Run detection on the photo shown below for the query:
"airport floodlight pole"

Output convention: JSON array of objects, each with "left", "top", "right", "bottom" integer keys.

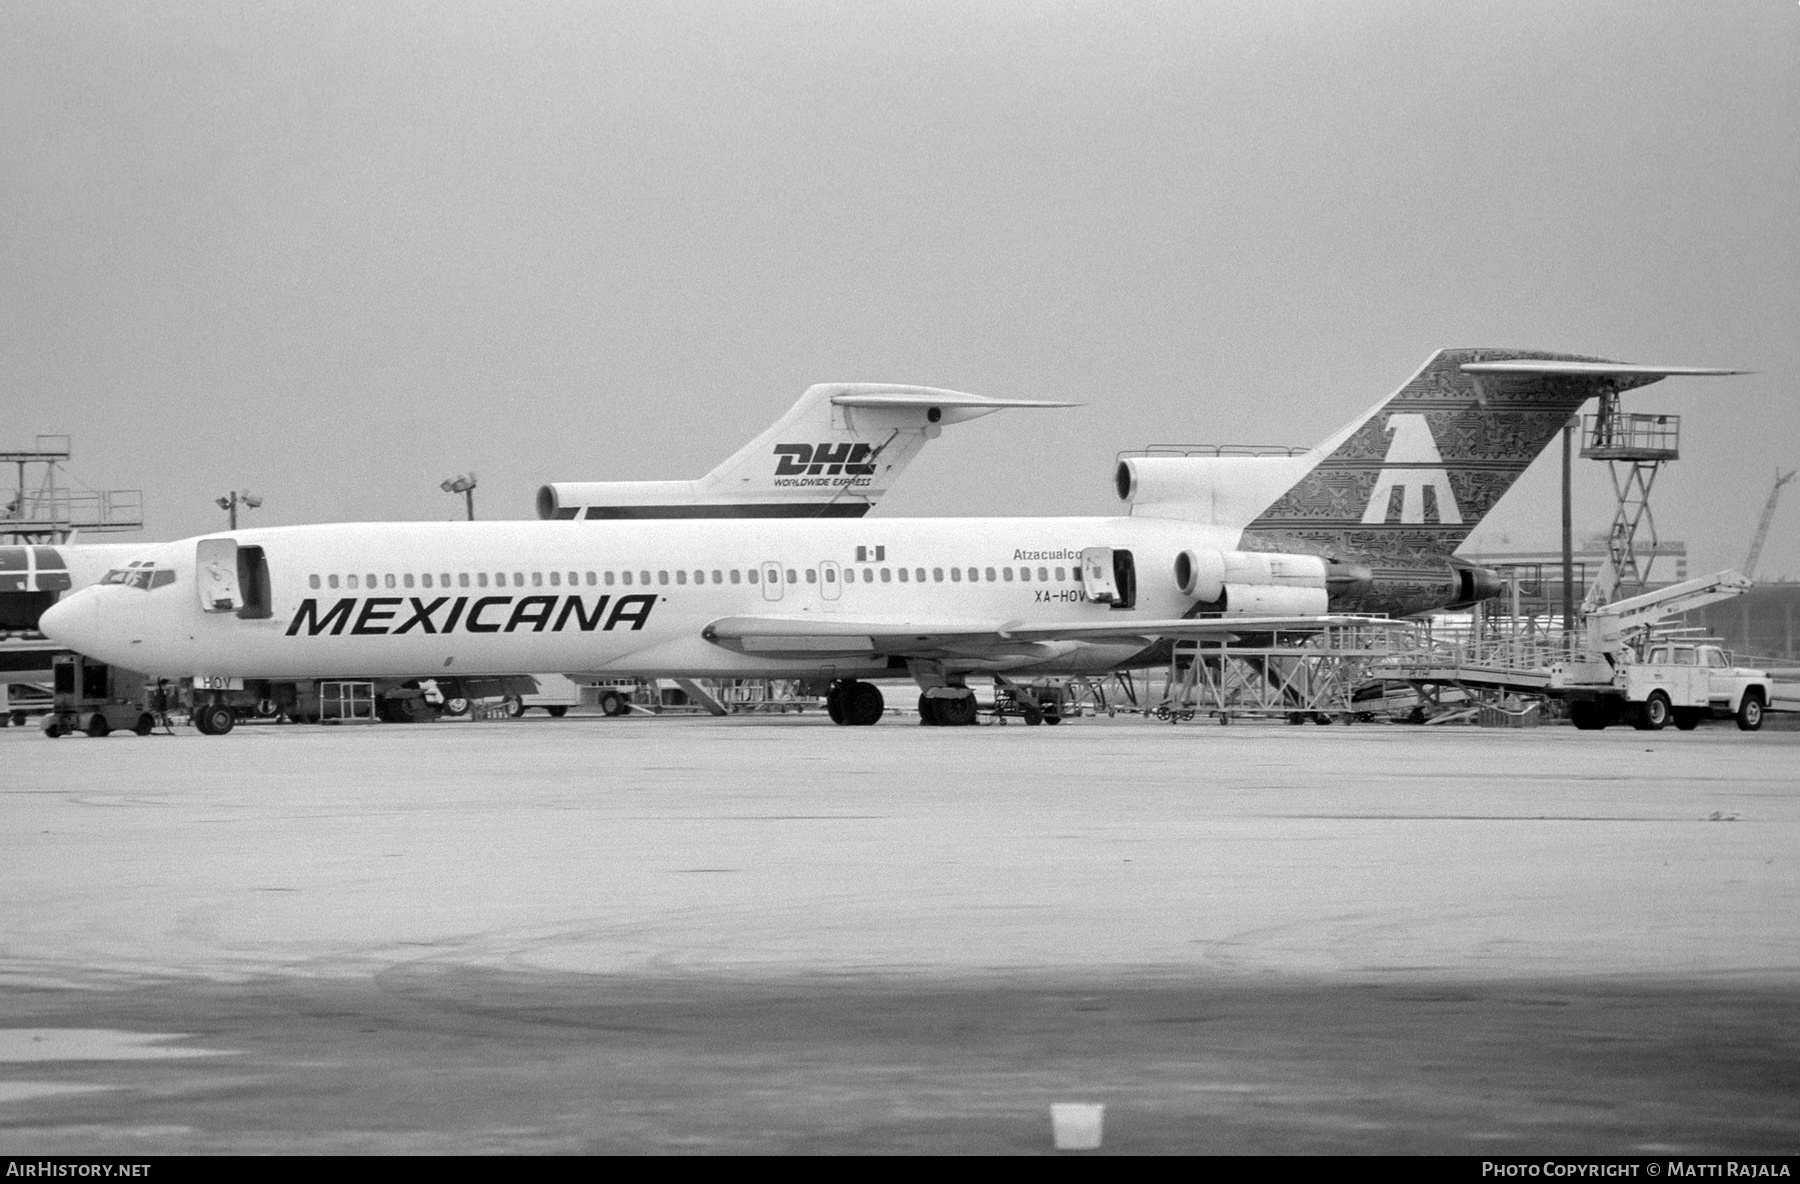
[
  {"left": 214, "top": 490, "right": 262, "bottom": 531},
  {"left": 441, "top": 473, "right": 477, "bottom": 521},
  {"left": 1562, "top": 420, "right": 1575, "bottom": 634}
]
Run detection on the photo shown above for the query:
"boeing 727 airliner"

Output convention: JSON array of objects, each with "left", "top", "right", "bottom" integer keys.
[{"left": 41, "top": 350, "right": 1742, "bottom": 731}]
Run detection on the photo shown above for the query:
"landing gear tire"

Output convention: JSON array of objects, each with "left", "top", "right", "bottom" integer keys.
[
  {"left": 134, "top": 713, "right": 156, "bottom": 737},
  {"left": 196, "top": 703, "right": 235, "bottom": 736},
  {"left": 86, "top": 713, "right": 110, "bottom": 738},
  {"left": 1636, "top": 691, "right": 1671, "bottom": 732},
  {"left": 830, "top": 681, "right": 884, "bottom": 726},
  {"left": 546, "top": 705, "right": 568, "bottom": 718},
  {"left": 848, "top": 681, "right": 884, "bottom": 726},
  {"left": 1569, "top": 701, "right": 1608, "bottom": 731},
  {"left": 925, "top": 692, "right": 977, "bottom": 727},
  {"left": 1736, "top": 694, "right": 1765, "bottom": 732}
]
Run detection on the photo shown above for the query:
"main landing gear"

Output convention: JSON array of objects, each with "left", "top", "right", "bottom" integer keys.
[
  {"left": 917, "top": 690, "right": 978, "bottom": 727},
  {"left": 826, "top": 680, "right": 886, "bottom": 727}
]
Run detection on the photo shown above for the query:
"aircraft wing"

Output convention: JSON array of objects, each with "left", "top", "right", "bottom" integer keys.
[{"left": 702, "top": 613, "right": 1392, "bottom": 659}]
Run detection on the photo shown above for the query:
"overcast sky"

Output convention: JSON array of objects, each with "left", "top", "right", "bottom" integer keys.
[{"left": 3, "top": 1, "right": 1796, "bottom": 578}]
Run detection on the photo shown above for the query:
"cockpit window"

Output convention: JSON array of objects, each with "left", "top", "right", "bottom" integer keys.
[{"left": 101, "top": 562, "right": 176, "bottom": 591}]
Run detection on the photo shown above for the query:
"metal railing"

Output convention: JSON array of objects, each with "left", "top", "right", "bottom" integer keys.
[
  {"left": 1117, "top": 443, "right": 1309, "bottom": 460},
  {"left": 0, "top": 487, "right": 144, "bottom": 537},
  {"left": 1580, "top": 412, "right": 1679, "bottom": 461}
]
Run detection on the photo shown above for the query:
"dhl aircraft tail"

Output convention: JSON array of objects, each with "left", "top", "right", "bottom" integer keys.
[{"left": 538, "top": 384, "right": 1074, "bottom": 520}]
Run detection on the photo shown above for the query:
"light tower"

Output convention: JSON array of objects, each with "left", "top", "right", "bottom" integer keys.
[
  {"left": 440, "top": 473, "right": 477, "bottom": 521},
  {"left": 214, "top": 490, "right": 262, "bottom": 530}
]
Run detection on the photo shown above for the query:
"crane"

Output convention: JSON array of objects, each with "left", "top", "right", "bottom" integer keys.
[
  {"left": 1582, "top": 569, "right": 1752, "bottom": 656},
  {"left": 1743, "top": 469, "right": 1796, "bottom": 580}
]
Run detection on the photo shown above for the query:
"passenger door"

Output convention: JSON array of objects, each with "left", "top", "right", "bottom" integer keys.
[
  {"left": 1079, "top": 547, "right": 1119, "bottom": 604},
  {"left": 1079, "top": 547, "right": 1137, "bottom": 610},
  {"left": 196, "top": 538, "right": 242, "bottom": 612},
  {"left": 819, "top": 560, "right": 841, "bottom": 601},
  {"left": 761, "top": 560, "right": 783, "bottom": 602}
]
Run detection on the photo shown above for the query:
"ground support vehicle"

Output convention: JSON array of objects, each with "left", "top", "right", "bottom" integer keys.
[
  {"left": 584, "top": 680, "right": 640, "bottom": 717},
  {"left": 1375, "top": 571, "right": 1784, "bottom": 735},
  {"left": 516, "top": 673, "right": 581, "bottom": 717},
  {"left": 2, "top": 680, "right": 50, "bottom": 727},
  {"left": 986, "top": 679, "right": 1066, "bottom": 726},
  {"left": 160, "top": 673, "right": 542, "bottom": 733},
  {"left": 1551, "top": 643, "right": 1773, "bottom": 732},
  {"left": 40, "top": 654, "right": 162, "bottom": 737}
]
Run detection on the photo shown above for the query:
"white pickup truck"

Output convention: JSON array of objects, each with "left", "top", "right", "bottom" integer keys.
[{"left": 1553, "top": 642, "right": 1771, "bottom": 732}]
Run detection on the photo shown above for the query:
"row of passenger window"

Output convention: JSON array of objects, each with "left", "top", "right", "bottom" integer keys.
[{"left": 305, "top": 565, "right": 1079, "bottom": 592}]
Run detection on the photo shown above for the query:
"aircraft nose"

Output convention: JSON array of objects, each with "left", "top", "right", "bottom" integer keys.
[{"left": 39, "top": 589, "right": 100, "bottom": 653}]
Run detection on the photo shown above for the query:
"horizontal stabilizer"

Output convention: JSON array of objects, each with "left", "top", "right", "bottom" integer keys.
[
  {"left": 1460, "top": 361, "right": 1749, "bottom": 379},
  {"left": 831, "top": 391, "right": 1078, "bottom": 409}
]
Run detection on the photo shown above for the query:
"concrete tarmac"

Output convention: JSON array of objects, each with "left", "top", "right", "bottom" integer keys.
[{"left": 1, "top": 714, "right": 1795, "bottom": 1154}]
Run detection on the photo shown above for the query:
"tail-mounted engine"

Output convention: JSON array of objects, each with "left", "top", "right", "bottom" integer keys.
[
  {"left": 1170, "top": 548, "right": 1376, "bottom": 616},
  {"left": 1446, "top": 561, "right": 1505, "bottom": 609}
]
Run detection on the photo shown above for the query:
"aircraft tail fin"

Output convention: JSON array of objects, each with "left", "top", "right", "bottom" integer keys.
[
  {"left": 539, "top": 384, "right": 1075, "bottom": 520},
  {"left": 1241, "top": 348, "right": 1744, "bottom": 558}
]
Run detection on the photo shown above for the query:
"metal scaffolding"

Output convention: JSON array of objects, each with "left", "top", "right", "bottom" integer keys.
[
  {"left": 1, "top": 436, "right": 143, "bottom": 543},
  {"left": 1579, "top": 405, "right": 1679, "bottom": 608},
  {"left": 1153, "top": 622, "right": 1425, "bottom": 723}
]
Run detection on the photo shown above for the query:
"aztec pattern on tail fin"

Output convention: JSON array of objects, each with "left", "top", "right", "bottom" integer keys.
[{"left": 1243, "top": 348, "right": 1668, "bottom": 613}]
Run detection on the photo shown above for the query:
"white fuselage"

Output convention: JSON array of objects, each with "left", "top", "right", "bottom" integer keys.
[{"left": 46, "top": 515, "right": 1244, "bottom": 682}]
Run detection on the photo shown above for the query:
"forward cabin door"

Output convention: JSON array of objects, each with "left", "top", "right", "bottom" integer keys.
[
  {"left": 1078, "top": 546, "right": 1137, "bottom": 610},
  {"left": 1080, "top": 547, "right": 1120, "bottom": 605},
  {"left": 819, "top": 560, "right": 841, "bottom": 602},
  {"left": 196, "top": 539, "right": 242, "bottom": 612},
  {"left": 761, "top": 560, "right": 783, "bottom": 602}
]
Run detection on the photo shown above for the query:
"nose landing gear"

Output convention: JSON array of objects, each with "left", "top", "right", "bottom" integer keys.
[{"left": 193, "top": 700, "right": 236, "bottom": 735}]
